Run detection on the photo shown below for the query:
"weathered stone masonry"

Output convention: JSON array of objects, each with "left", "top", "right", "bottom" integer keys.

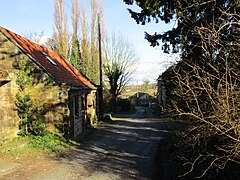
[{"left": 0, "top": 27, "right": 97, "bottom": 140}]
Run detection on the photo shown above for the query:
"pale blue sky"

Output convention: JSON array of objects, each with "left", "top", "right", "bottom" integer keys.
[{"left": 0, "top": 0, "right": 175, "bottom": 84}]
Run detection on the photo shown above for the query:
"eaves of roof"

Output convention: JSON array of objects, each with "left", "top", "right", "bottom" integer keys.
[{"left": 0, "top": 26, "right": 95, "bottom": 89}]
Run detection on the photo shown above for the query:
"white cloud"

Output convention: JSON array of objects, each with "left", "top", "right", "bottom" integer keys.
[{"left": 130, "top": 51, "right": 179, "bottom": 85}]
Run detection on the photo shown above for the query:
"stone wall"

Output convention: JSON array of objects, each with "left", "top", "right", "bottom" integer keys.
[
  {"left": 0, "top": 33, "right": 22, "bottom": 139},
  {"left": 0, "top": 32, "right": 71, "bottom": 139},
  {"left": 86, "top": 90, "right": 97, "bottom": 126},
  {"left": 0, "top": 74, "right": 19, "bottom": 139}
]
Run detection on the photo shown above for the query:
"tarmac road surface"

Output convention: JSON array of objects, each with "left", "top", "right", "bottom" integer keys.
[{"left": 0, "top": 107, "right": 175, "bottom": 180}]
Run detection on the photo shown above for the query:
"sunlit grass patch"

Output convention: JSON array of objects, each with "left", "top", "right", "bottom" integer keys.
[{"left": 0, "top": 133, "right": 79, "bottom": 159}]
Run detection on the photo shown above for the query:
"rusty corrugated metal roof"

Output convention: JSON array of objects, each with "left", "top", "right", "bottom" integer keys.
[{"left": 0, "top": 26, "right": 95, "bottom": 88}]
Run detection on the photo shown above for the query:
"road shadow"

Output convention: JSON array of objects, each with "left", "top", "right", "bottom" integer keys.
[{"left": 55, "top": 108, "right": 178, "bottom": 179}]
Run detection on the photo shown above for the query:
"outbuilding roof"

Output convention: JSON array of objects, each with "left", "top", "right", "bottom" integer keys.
[{"left": 0, "top": 26, "right": 95, "bottom": 89}]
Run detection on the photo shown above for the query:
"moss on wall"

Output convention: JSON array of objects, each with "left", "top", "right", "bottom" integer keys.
[
  {"left": 0, "top": 33, "right": 22, "bottom": 139},
  {"left": 0, "top": 32, "right": 71, "bottom": 139}
]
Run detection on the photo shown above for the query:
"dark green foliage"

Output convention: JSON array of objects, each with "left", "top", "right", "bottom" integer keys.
[
  {"left": 15, "top": 62, "right": 46, "bottom": 136},
  {"left": 27, "top": 133, "right": 70, "bottom": 153},
  {"left": 15, "top": 66, "right": 33, "bottom": 91},
  {"left": 124, "top": 0, "right": 240, "bottom": 178},
  {"left": 110, "top": 98, "right": 132, "bottom": 112},
  {"left": 117, "top": 98, "right": 131, "bottom": 111},
  {"left": 70, "top": 33, "right": 81, "bottom": 70},
  {"left": 104, "top": 63, "right": 123, "bottom": 100},
  {"left": 15, "top": 93, "right": 45, "bottom": 136},
  {"left": 124, "top": 0, "right": 239, "bottom": 55},
  {"left": 92, "top": 112, "right": 98, "bottom": 125}
]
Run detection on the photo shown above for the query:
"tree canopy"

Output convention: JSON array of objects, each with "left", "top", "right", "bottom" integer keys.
[
  {"left": 123, "top": 0, "right": 239, "bottom": 57},
  {"left": 103, "top": 32, "right": 138, "bottom": 102},
  {"left": 123, "top": 0, "right": 240, "bottom": 178}
]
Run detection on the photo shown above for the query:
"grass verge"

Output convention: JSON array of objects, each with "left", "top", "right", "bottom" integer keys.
[{"left": 0, "top": 133, "right": 79, "bottom": 160}]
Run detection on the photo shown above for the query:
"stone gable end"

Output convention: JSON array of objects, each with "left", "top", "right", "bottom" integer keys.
[{"left": 0, "top": 32, "right": 71, "bottom": 140}]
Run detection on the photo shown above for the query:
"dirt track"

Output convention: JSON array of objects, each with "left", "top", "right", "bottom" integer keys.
[{"left": 1, "top": 107, "right": 176, "bottom": 180}]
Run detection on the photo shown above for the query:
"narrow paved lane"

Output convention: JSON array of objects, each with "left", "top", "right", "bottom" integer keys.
[{"left": 1, "top": 107, "right": 174, "bottom": 180}]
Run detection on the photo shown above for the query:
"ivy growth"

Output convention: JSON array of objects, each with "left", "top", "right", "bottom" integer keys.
[{"left": 15, "top": 62, "right": 46, "bottom": 136}]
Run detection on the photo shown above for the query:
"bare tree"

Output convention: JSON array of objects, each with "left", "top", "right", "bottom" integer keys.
[
  {"left": 71, "top": 0, "right": 80, "bottom": 34},
  {"left": 79, "top": 0, "right": 90, "bottom": 77},
  {"left": 23, "top": 31, "right": 45, "bottom": 44},
  {"left": 51, "top": 0, "right": 105, "bottom": 85},
  {"left": 74, "top": 0, "right": 105, "bottom": 84},
  {"left": 124, "top": 0, "right": 239, "bottom": 178},
  {"left": 53, "top": 0, "right": 69, "bottom": 58},
  {"left": 70, "top": 0, "right": 81, "bottom": 69},
  {"left": 169, "top": 6, "right": 240, "bottom": 178},
  {"left": 24, "top": 31, "right": 56, "bottom": 50},
  {"left": 89, "top": 0, "right": 105, "bottom": 84},
  {"left": 103, "top": 32, "right": 138, "bottom": 102}
]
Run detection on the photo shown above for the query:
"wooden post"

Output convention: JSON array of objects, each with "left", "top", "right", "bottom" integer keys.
[{"left": 98, "top": 13, "right": 104, "bottom": 120}]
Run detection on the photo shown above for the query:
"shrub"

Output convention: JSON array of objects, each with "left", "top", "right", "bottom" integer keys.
[
  {"left": 27, "top": 133, "right": 70, "bottom": 153},
  {"left": 15, "top": 62, "right": 47, "bottom": 136}
]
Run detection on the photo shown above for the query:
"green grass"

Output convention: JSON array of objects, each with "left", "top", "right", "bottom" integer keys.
[
  {"left": 121, "top": 88, "right": 157, "bottom": 98},
  {"left": 27, "top": 133, "right": 75, "bottom": 154},
  {"left": 1, "top": 133, "right": 79, "bottom": 158}
]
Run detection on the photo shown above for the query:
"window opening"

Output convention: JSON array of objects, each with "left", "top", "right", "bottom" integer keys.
[
  {"left": 74, "top": 96, "right": 79, "bottom": 116},
  {"left": 42, "top": 52, "right": 57, "bottom": 66}
]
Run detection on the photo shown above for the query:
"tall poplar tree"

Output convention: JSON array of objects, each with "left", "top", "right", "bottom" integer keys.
[
  {"left": 89, "top": 0, "right": 104, "bottom": 84},
  {"left": 78, "top": 0, "right": 105, "bottom": 84},
  {"left": 90, "top": 0, "right": 98, "bottom": 84},
  {"left": 70, "top": 0, "right": 81, "bottom": 69},
  {"left": 79, "top": 0, "right": 90, "bottom": 79},
  {"left": 53, "top": 0, "right": 69, "bottom": 58},
  {"left": 53, "top": 0, "right": 105, "bottom": 85}
]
